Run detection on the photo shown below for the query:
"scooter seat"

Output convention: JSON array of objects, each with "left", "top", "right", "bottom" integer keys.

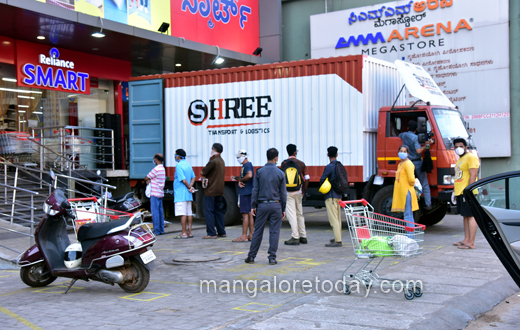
[
  {"left": 77, "top": 218, "right": 129, "bottom": 242},
  {"left": 108, "top": 193, "right": 133, "bottom": 204}
]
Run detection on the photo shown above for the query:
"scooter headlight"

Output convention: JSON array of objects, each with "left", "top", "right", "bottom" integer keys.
[{"left": 43, "top": 202, "right": 59, "bottom": 216}]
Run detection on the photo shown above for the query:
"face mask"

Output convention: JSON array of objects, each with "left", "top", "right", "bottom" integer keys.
[
  {"left": 398, "top": 152, "right": 408, "bottom": 160},
  {"left": 210, "top": 150, "right": 218, "bottom": 157},
  {"left": 237, "top": 156, "right": 246, "bottom": 164},
  {"left": 152, "top": 158, "right": 156, "bottom": 165},
  {"left": 175, "top": 157, "right": 181, "bottom": 163},
  {"left": 455, "top": 147, "right": 465, "bottom": 156}
]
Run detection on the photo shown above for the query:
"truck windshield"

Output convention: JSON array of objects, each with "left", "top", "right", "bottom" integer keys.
[{"left": 433, "top": 109, "right": 469, "bottom": 139}]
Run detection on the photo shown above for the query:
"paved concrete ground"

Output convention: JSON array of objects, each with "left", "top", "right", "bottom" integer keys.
[
  {"left": 465, "top": 291, "right": 520, "bottom": 330},
  {"left": 0, "top": 207, "right": 518, "bottom": 329}
]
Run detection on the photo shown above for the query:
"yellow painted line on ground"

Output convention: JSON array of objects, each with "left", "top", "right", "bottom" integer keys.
[
  {"left": 120, "top": 292, "right": 170, "bottom": 302},
  {"left": 215, "top": 251, "right": 245, "bottom": 256},
  {"left": 0, "top": 288, "right": 35, "bottom": 297},
  {"left": 232, "top": 302, "right": 282, "bottom": 313},
  {"left": 0, "top": 270, "right": 18, "bottom": 273},
  {"left": 33, "top": 286, "right": 84, "bottom": 294},
  {"left": 0, "top": 305, "right": 43, "bottom": 330}
]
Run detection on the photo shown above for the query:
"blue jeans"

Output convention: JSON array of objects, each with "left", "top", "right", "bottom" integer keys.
[
  {"left": 150, "top": 196, "right": 164, "bottom": 235},
  {"left": 412, "top": 160, "right": 431, "bottom": 207},
  {"left": 204, "top": 196, "right": 226, "bottom": 236},
  {"left": 404, "top": 191, "right": 415, "bottom": 237}
]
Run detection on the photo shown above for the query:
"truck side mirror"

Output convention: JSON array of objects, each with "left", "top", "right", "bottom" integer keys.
[
  {"left": 417, "top": 117, "right": 427, "bottom": 134},
  {"left": 418, "top": 133, "right": 426, "bottom": 143}
]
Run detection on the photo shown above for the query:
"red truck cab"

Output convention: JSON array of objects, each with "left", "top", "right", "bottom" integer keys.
[{"left": 373, "top": 104, "right": 476, "bottom": 225}]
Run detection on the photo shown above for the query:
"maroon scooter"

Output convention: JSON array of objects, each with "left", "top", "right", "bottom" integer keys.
[{"left": 17, "top": 189, "right": 157, "bottom": 293}]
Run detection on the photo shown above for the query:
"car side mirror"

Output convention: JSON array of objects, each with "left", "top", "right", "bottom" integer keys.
[{"left": 417, "top": 117, "right": 427, "bottom": 134}]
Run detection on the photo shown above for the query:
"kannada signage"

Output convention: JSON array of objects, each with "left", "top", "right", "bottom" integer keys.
[{"left": 310, "top": 0, "right": 510, "bottom": 158}]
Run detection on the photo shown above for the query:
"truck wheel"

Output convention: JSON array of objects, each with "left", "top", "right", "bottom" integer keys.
[
  {"left": 223, "top": 186, "right": 240, "bottom": 226},
  {"left": 371, "top": 185, "right": 403, "bottom": 219},
  {"left": 418, "top": 203, "right": 447, "bottom": 226}
]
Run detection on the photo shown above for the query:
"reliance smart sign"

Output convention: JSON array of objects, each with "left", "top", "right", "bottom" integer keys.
[
  {"left": 171, "top": 0, "right": 259, "bottom": 55},
  {"left": 310, "top": 0, "right": 510, "bottom": 158}
]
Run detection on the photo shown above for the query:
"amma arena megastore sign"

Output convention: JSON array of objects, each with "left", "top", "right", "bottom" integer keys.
[{"left": 311, "top": 0, "right": 510, "bottom": 158}]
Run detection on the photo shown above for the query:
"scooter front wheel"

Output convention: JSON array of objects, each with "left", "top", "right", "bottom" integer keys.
[
  {"left": 118, "top": 258, "right": 150, "bottom": 293},
  {"left": 20, "top": 262, "right": 57, "bottom": 287}
]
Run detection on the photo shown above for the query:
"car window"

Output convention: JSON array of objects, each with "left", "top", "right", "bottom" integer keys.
[{"left": 477, "top": 177, "right": 520, "bottom": 210}]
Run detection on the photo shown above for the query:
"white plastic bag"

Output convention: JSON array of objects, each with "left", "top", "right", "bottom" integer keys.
[
  {"left": 145, "top": 184, "right": 151, "bottom": 198},
  {"left": 389, "top": 235, "right": 420, "bottom": 257},
  {"left": 414, "top": 178, "right": 422, "bottom": 199}
]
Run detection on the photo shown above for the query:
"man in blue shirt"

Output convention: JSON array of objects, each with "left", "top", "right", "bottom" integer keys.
[
  {"left": 399, "top": 120, "right": 433, "bottom": 210},
  {"left": 320, "top": 146, "right": 343, "bottom": 247},
  {"left": 173, "top": 149, "right": 196, "bottom": 239},
  {"left": 245, "top": 148, "right": 287, "bottom": 265},
  {"left": 231, "top": 150, "right": 254, "bottom": 242}
]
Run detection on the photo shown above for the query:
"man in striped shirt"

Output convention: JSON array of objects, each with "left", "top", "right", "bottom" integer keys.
[{"left": 146, "top": 153, "right": 166, "bottom": 235}]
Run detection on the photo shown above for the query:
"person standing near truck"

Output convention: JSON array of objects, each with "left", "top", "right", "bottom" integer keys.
[
  {"left": 391, "top": 145, "right": 419, "bottom": 225},
  {"left": 201, "top": 143, "right": 226, "bottom": 239},
  {"left": 399, "top": 120, "right": 434, "bottom": 210},
  {"left": 281, "top": 144, "right": 310, "bottom": 246},
  {"left": 245, "top": 148, "right": 287, "bottom": 265},
  {"left": 145, "top": 153, "right": 166, "bottom": 235},
  {"left": 173, "top": 149, "right": 196, "bottom": 239},
  {"left": 452, "top": 138, "right": 480, "bottom": 250},
  {"left": 320, "top": 146, "right": 343, "bottom": 247},
  {"left": 231, "top": 150, "right": 255, "bottom": 242}
]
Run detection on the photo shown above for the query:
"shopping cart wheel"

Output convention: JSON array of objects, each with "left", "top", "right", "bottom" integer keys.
[
  {"left": 344, "top": 284, "right": 351, "bottom": 295},
  {"left": 404, "top": 289, "right": 415, "bottom": 300},
  {"left": 413, "top": 286, "right": 423, "bottom": 297}
]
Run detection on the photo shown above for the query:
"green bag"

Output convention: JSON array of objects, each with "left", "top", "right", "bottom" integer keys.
[{"left": 359, "top": 236, "right": 393, "bottom": 257}]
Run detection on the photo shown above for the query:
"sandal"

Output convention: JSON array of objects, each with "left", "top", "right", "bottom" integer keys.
[
  {"left": 453, "top": 241, "right": 464, "bottom": 246},
  {"left": 232, "top": 237, "right": 248, "bottom": 242},
  {"left": 458, "top": 243, "right": 476, "bottom": 249},
  {"left": 217, "top": 234, "right": 227, "bottom": 237},
  {"left": 248, "top": 236, "right": 252, "bottom": 241},
  {"left": 202, "top": 236, "right": 218, "bottom": 239},
  {"left": 174, "top": 235, "right": 189, "bottom": 239},
  {"left": 188, "top": 235, "right": 194, "bottom": 238}
]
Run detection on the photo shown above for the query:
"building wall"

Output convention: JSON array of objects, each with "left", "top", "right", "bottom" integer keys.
[{"left": 282, "top": 0, "right": 520, "bottom": 178}]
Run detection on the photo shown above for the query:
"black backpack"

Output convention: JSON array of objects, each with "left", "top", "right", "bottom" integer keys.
[
  {"left": 331, "top": 161, "right": 349, "bottom": 194},
  {"left": 283, "top": 159, "right": 302, "bottom": 192}
]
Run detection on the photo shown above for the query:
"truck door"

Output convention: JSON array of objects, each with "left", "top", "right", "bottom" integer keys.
[
  {"left": 128, "top": 79, "right": 164, "bottom": 179},
  {"left": 384, "top": 112, "right": 404, "bottom": 174}
]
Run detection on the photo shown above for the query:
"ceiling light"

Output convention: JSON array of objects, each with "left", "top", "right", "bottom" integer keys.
[
  {"left": 18, "top": 105, "right": 29, "bottom": 108},
  {"left": 20, "top": 120, "right": 27, "bottom": 123},
  {"left": 0, "top": 87, "right": 41, "bottom": 94},
  {"left": 91, "top": 17, "right": 105, "bottom": 38},
  {"left": 18, "top": 95, "right": 35, "bottom": 99},
  {"left": 212, "top": 46, "right": 225, "bottom": 65},
  {"left": 2, "top": 41, "right": 10, "bottom": 45},
  {"left": 37, "top": 36, "right": 45, "bottom": 40},
  {"left": 175, "top": 63, "right": 182, "bottom": 67},
  {"left": 68, "top": 94, "right": 77, "bottom": 98},
  {"left": 18, "top": 110, "right": 26, "bottom": 113},
  {"left": 33, "top": 112, "right": 43, "bottom": 115},
  {"left": 2, "top": 77, "right": 17, "bottom": 82}
]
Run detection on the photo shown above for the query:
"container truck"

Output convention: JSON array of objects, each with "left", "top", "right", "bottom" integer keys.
[{"left": 128, "top": 55, "right": 476, "bottom": 226}]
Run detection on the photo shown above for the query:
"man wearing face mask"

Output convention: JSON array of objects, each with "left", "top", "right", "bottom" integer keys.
[
  {"left": 200, "top": 143, "right": 226, "bottom": 239},
  {"left": 231, "top": 150, "right": 254, "bottom": 242},
  {"left": 452, "top": 138, "right": 480, "bottom": 250},
  {"left": 145, "top": 153, "right": 166, "bottom": 235},
  {"left": 245, "top": 148, "right": 286, "bottom": 265},
  {"left": 173, "top": 149, "right": 196, "bottom": 239},
  {"left": 399, "top": 120, "right": 434, "bottom": 210}
]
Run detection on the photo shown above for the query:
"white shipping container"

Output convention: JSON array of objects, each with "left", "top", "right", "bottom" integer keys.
[{"left": 163, "top": 55, "right": 403, "bottom": 182}]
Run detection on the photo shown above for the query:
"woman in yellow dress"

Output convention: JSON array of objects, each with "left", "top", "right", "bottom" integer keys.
[{"left": 391, "top": 145, "right": 419, "bottom": 224}]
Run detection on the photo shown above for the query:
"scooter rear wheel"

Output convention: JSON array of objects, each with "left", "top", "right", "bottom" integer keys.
[
  {"left": 20, "top": 262, "right": 57, "bottom": 287},
  {"left": 118, "top": 258, "right": 150, "bottom": 293}
]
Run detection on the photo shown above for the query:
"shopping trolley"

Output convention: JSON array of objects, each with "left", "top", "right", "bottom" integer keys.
[
  {"left": 68, "top": 197, "right": 139, "bottom": 239},
  {"left": 340, "top": 199, "right": 426, "bottom": 300}
]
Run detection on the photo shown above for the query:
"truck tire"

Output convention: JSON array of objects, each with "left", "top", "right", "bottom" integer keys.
[
  {"left": 418, "top": 203, "right": 447, "bottom": 226},
  {"left": 371, "top": 185, "right": 420, "bottom": 222},
  {"left": 223, "top": 186, "right": 240, "bottom": 226}
]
